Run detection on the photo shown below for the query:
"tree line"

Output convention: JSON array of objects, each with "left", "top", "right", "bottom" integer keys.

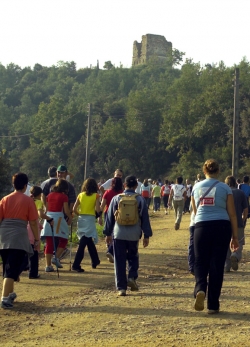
[{"left": 0, "top": 52, "right": 250, "bottom": 196}]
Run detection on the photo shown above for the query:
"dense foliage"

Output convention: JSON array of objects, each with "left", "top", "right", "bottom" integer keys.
[{"left": 0, "top": 54, "right": 250, "bottom": 192}]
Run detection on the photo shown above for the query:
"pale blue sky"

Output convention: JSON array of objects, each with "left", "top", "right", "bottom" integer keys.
[{"left": 1, "top": 0, "right": 249, "bottom": 69}]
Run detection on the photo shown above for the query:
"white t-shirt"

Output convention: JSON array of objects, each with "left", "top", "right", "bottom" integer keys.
[
  {"left": 101, "top": 178, "right": 113, "bottom": 191},
  {"left": 24, "top": 183, "right": 33, "bottom": 196},
  {"left": 135, "top": 181, "right": 142, "bottom": 194}
]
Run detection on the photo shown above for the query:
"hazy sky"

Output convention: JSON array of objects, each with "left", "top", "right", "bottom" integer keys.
[{"left": 1, "top": 0, "right": 249, "bottom": 69}]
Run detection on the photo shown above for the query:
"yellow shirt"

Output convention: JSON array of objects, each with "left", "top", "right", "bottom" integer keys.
[
  {"left": 78, "top": 192, "right": 99, "bottom": 215},
  {"left": 34, "top": 199, "right": 43, "bottom": 211}
]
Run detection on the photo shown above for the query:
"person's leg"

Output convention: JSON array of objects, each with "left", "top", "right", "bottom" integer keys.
[
  {"left": 29, "top": 245, "right": 39, "bottom": 278},
  {"left": 148, "top": 198, "right": 151, "bottom": 209},
  {"left": 86, "top": 237, "right": 100, "bottom": 268},
  {"left": 207, "top": 221, "right": 231, "bottom": 311},
  {"left": 194, "top": 223, "right": 212, "bottom": 297},
  {"left": 45, "top": 237, "right": 53, "bottom": 267},
  {"left": 188, "top": 226, "right": 195, "bottom": 273},
  {"left": 176, "top": 200, "right": 184, "bottom": 226},
  {"left": 56, "top": 238, "right": 68, "bottom": 259},
  {"left": 153, "top": 198, "right": 157, "bottom": 212},
  {"left": 231, "top": 227, "right": 244, "bottom": 263},
  {"left": 156, "top": 197, "right": 161, "bottom": 211},
  {"left": 1, "top": 249, "right": 26, "bottom": 300},
  {"left": 127, "top": 241, "right": 139, "bottom": 280},
  {"left": 173, "top": 200, "right": 178, "bottom": 221},
  {"left": 113, "top": 239, "right": 128, "bottom": 291},
  {"left": 73, "top": 236, "right": 88, "bottom": 269},
  {"left": 224, "top": 247, "right": 232, "bottom": 272}
]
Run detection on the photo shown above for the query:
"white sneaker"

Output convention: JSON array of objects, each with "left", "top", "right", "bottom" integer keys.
[{"left": 45, "top": 265, "right": 54, "bottom": 272}]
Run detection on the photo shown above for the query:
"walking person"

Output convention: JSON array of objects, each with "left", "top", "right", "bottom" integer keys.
[
  {"left": 103, "top": 175, "right": 152, "bottom": 296},
  {"left": 161, "top": 180, "right": 171, "bottom": 215},
  {"left": 152, "top": 181, "right": 161, "bottom": 212},
  {"left": 184, "top": 179, "right": 192, "bottom": 214},
  {"left": 99, "top": 169, "right": 123, "bottom": 195},
  {"left": 0, "top": 173, "right": 39, "bottom": 309},
  {"left": 191, "top": 159, "right": 238, "bottom": 314},
  {"left": 41, "top": 179, "right": 72, "bottom": 272},
  {"left": 140, "top": 179, "right": 151, "bottom": 209},
  {"left": 224, "top": 176, "right": 248, "bottom": 272},
  {"left": 72, "top": 178, "right": 101, "bottom": 272},
  {"left": 168, "top": 177, "right": 186, "bottom": 230},
  {"left": 98, "top": 177, "right": 123, "bottom": 263}
]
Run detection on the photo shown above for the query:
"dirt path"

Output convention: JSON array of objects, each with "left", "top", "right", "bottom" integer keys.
[{"left": 1, "top": 212, "right": 250, "bottom": 347}]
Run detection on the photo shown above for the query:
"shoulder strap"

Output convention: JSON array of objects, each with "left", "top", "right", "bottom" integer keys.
[{"left": 196, "top": 180, "right": 219, "bottom": 208}]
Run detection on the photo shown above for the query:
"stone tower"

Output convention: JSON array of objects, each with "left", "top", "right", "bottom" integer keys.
[{"left": 132, "top": 34, "right": 172, "bottom": 66}]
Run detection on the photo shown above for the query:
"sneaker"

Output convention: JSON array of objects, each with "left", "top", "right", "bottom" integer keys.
[
  {"left": 117, "top": 290, "right": 126, "bottom": 296},
  {"left": 127, "top": 278, "right": 139, "bottom": 291},
  {"left": 106, "top": 252, "right": 114, "bottom": 263},
  {"left": 72, "top": 266, "right": 84, "bottom": 273},
  {"left": 45, "top": 265, "right": 54, "bottom": 272},
  {"left": 174, "top": 223, "right": 179, "bottom": 230},
  {"left": 1, "top": 299, "right": 13, "bottom": 309},
  {"left": 8, "top": 292, "right": 17, "bottom": 303},
  {"left": 51, "top": 257, "right": 63, "bottom": 268},
  {"left": 207, "top": 309, "right": 219, "bottom": 314},
  {"left": 194, "top": 291, "right": 205, "bottom": 311},
  {"left": 59, "top": 248, "right": 70, "bottom": 261},
  {"left": 230, "top": 255, "right": 238, "bottom": 271}
]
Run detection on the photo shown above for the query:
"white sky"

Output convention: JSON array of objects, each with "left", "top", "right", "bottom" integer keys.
[{"left": 1, "top": 0, "right": 249, "bottom": 69}]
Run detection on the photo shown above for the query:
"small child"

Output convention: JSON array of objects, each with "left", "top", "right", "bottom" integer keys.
[{"left": 27, "top": 186, "right": 53, "bottom": 279}]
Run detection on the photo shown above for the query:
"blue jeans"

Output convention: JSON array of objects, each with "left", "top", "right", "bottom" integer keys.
[{"left": 153, "top": 197, "right": 161, "bottom": 211}]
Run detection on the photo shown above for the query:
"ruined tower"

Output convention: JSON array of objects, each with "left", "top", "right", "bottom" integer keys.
[{"left": 132, "top": 34, "right": 172, "bottom": 66}]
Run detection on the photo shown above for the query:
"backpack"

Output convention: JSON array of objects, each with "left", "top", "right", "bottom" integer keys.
[
  {"left": 114, "top": 194, "right": 139, "bottom": 225},
  {"left": 173, "top": 184, "right": 185, "bottom": 201}
]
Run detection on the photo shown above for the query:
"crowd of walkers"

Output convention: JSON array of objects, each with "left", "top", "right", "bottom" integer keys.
[{"left": 0, "top": 160, "right": 248, "bottom": 314}]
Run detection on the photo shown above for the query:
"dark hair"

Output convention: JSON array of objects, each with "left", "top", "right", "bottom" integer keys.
[
  {"left": 203, "top": 159, "right": 219, "bottom": 175},
  {"left": 48, "top": 166, "right": 57, "bottom": 178},
  {"left": 30, "top": 186, "right": 42, "bottom": 198},
  {"left": 176, "top": 176, "right": 183, "bottom": 184},
  {"left": 81, "top": 178, "right": 98, "bottom": 195},
  {"left": 53, "top": 179, "right": 69, "bottom": 194},
  {"left": 12, "top": 172, "right": 28, "bottom": 190},
  {"left": 111, "top": 177, "right": 123, "bottom": 192},
  {"left": 225, "top": 176, "right": 236, "bottom": 188},
  {"left": 143, "top": 179, "right": 148, "bottom": 187},
  {"left": 125, "top": 175, "right": 137, "bottom": 188},
  {"left": 236, "top": 178, "right": 241, "bottom": 184},
  {"left": 243, "top": 176, "right": 249, "bottom": 183},
  {"left": 165, "top": 179, "right": 169, "bottom": 185}
]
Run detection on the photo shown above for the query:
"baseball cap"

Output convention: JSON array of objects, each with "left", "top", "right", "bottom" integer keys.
[{"left": 57, "top": 165, "right": 67, "bottom": 172}]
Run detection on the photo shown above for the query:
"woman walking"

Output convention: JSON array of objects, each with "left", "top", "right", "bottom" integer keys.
[
  {"left": 99, "top": 177, "right": 123, "bottom": 263},
  {"left": 41, "top": 179, "right": 72, "bottom": 272},
  {"left": 140, "top": 179, "right": 151, "bottom": 209},
  {"left": 191, "top": 159, "right": 238, "bottom": 314},
  {"left": 168, "top": 177, "right": 186, "bottom": 230},
  {"left": 0, "top": 173, "right": 39, "bottom": 309},
  {"left": 72, "top": 178, "right": 101, "bottom": 272}
]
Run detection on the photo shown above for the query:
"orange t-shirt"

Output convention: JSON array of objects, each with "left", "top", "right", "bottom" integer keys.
[{"left": 0, "top": 191, "right": 38, "bottom": 221}]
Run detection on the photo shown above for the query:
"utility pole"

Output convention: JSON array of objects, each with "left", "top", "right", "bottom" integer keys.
[
  {"left": 232, "top": 68, "right": 240, "bottom": 177},
  {"left": 84, "top": 103, "right": 92, "bottom": 180}
]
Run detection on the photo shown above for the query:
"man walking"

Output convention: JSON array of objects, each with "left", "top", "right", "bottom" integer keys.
[
  {"left": 99, "top": 169, "right": 123, "bottom": 195},
  {"left": 103, "top": 175, "right": 152, "bottom": 296},
  {"left": 225, "top": 176, "right": 248, "bottom": 272},
  {"left": 41, "top": 166, "right": 57, "bottom": 190}
]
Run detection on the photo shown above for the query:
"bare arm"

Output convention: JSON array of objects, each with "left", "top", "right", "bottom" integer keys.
[
  {"left": 95, "top": 196, "right": 101, "bottom": 213},
  {"left": 73, "top": 198, "right": 80, "bottom": 216},
  {"left": 242, "top": 207, "right": 248, "bottom": 223},
  {"left": 63, "top": 202, "right": 72, "bottom": 225},
  {"left": 42, "top": 194, "right": 47, "bottom": 210},
  {"left": 100, "top": 198, "right": 107, "bottom": 211},
  {"left": 99, "top": 186, "right": 105, "bottom": 196},
  {"left": 29, "top": 219, "right": 39, "bottom": 241}
]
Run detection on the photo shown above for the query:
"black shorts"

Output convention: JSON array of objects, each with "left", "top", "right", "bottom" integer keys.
[{"left": 0, "top": 249, "right": 26, "bottom": 281}]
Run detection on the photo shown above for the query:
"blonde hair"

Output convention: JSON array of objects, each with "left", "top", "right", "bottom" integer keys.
[{"left": 203, "top": 159, "right": 219, "bottom": 175}]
